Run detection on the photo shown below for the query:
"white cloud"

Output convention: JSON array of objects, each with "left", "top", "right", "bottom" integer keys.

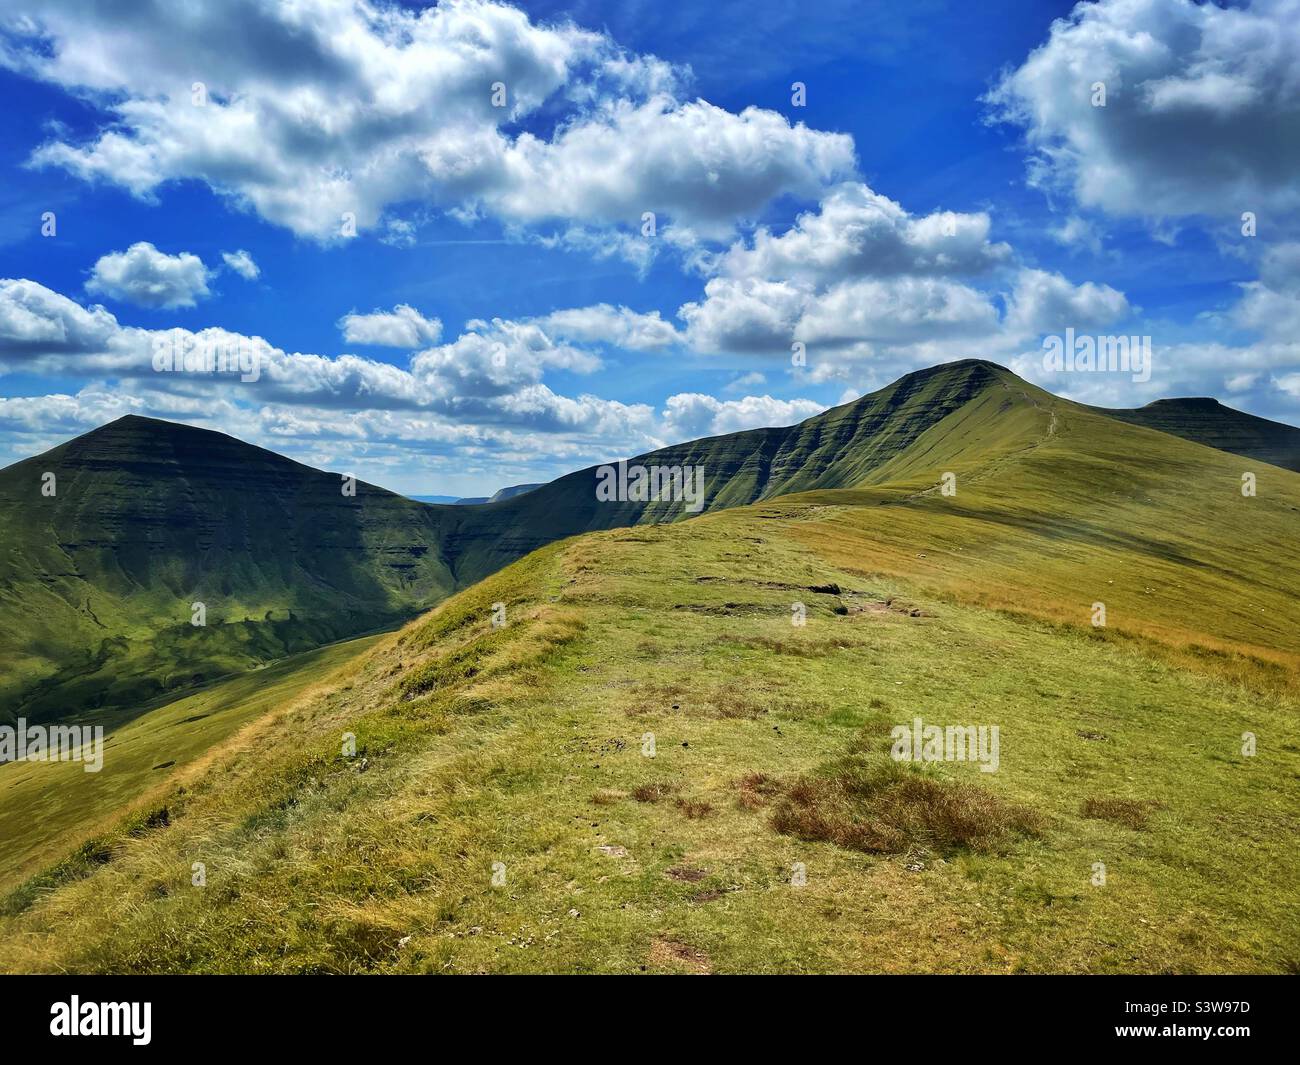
[
  {"left": 798, "top": 277, "right": 1004, "bottom": 348},
  {"left": 1050, "top": 215, "right": 1103, "bottom": 255},
  {"left": 679, "top": 277, "right": 809, "bottom": 355},
  {"left": 675, "top": 179, "right": 1048, "bottom": 362},
  {"left": 221, "top": 249, "right": 260, "bottom": 280},
  {"left": 986, "top": 0, "right": 1300, "bottom": 222},
  {"left": 9, "top": 0, "right": 853, "bottom": 244},
  {"left": 482, "top": 96, "right": 854, "bottom": 241},
  {"left": 0, "top": 278, "right": 118, "bottom": 354},
  {"left": 715, "top": 182, "right": 1010, "bottom": 284},
  {"left": 339, "top": 305, "right": 443, "bottom": 348},
  {"left": 660, "top": 392, "right": 825, "bottom": 440},
  {"left": 1232, "top": 241, "right": 1300, "bottom": 339},
  {"left": 535, "top": 304, "right": 679, "bottom": 351},
  {"left": 1276, "top": 372, "right": 1300, "bottom": 398},
  {"left": 1003, "top": 268, "right": 1130, "bottom": 336},
  {"left": 86, "top": 242, "right": 211, "bottom": 308},
  {"left": 724, "top": 371, "right": 767, "bottom": 393},
  {"left": 678, "top": 257, "right": 1121, "bottom": 367}
]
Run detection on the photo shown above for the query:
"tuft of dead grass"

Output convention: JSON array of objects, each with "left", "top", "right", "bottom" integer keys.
[
  {"left": 770, "top": 756, "right": 1043, "bottom": 855},
  {"left": 736, "top": 772, "right": 782, "bottom": 810},
  {"left": 648, "top": 937, "right": 711, "bottom": 974},
  {"left": 675, "top": 798, "right": 715, "bottom": 819},
  {"left": 590, "top": 789, "right": 626, "bottom": 806},
  {"left": 632, "top": 782, "right": 679, "bottom": 804}
]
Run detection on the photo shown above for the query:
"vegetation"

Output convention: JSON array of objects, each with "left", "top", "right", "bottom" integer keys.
[
  {"left": 1, "top": 360, "right": 1296, "bottom": 973},
  {"left": 7, "top": 359, "right": 1298, "bottom": 728}
]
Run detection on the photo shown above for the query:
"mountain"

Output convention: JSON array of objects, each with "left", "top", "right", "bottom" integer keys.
[
  {"left": 0, "top": 415, "right": 456, "bottom": 725},
  {"left": 432, "top": 359, "right": 1048, "bottom": 584},
  {"left": 5, "top": 360, "right": 1297, "bottom": 728},
  {"left": 3, "top": 360, "right": 1296, "bottom": 972},
  {"left": 486, "top": 482, "right": 543, "bottom": 503},
  {"left": 0, "top": 360, "right": 1008, "bottom": 724},
  {"left": 447, "top": 484, "right": 543, "bottom": 505},
  {"left": 1100, "top": 396, "right": 1300, "bottom": 472}
]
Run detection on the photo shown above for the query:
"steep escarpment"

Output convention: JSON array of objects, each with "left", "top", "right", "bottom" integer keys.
[{"left": 1101, "top": 396, "right": 1300, "bottom": 472}]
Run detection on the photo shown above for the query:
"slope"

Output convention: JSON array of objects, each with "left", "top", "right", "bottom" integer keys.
[
  {"left": 0, "top": 361, "right": 1032, "bottom": 725},
  {"left": 0, "top": 631, "right": 385, "bottom": 892},
  {"left": 2, "top": 381, "right": 1296, "bottom": 974},
  {"left": 1101, "top": 396, "right": 1300, "bottom": 472},
  {"left": 0, "top": 415, "right": 457, "bottom": 727},
  {"left": 6, "top": 359, "right": 1296, "bottom": 729}
]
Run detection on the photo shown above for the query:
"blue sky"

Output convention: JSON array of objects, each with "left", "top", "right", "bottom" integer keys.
[{"left": 0, "top": 0, "right": 1296, "bottom": 495}]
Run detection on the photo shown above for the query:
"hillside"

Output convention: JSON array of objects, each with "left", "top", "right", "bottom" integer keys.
[
  {"left": 1, "top": 374, "right": 1297, "bottom": 973},
  {"left": 5, "top": 360, "right": 1298, "bottom": 729},
  {"left": 0, "top": 360, "right": 1026, "bottom": 725},
  {"left": 488, "top": 483, "right": 543, "bottom": 503},
  {"left": 1102, "top": 396, "right": 1300, "bottom": 472},
  {"left": 0, "top": 416, "right": 456, "bottom": 727}
]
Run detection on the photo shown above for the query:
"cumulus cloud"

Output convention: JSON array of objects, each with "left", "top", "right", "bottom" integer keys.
[
  {"left": 1003, "top": 268, "right": 1130, "bottom": 336},
  {"left": 0, "top": 279, "right": 119, "bottom": 354},
  {"left": 660, "top": 392, "right": 826, "bottom": 440},
  {"left": 0, "top": 279, "right": 647, "bottom": 435},
  {"left": 679, "top": 277, "right": 809, "bottom": 355},
  {"left": 986, "top": 0, "right": 1300, "bottom": 222},
  {"left": 678, "top": 251, "right": 1121, "bottom": 368},
  {"left": 798, "top": 277, "right": 1004, "bottom": 348},
  {"left": 221, "top": 249, "right": 260, "bottom": 280},
  {"left": 675, "top": 179, "right": 1040, "bottom": 362},
  {"left": 339, "top": 305, "right": 443, "bottom": 348},
  {"left": 7, "top": 0, "right": 853, "bottom": 244},
  {"left": 714, "top": 182, "right": 1011, "bottom": 284},
  {"left": 535, "top": 304, "right": 680, "bottom": 350},
  {"left": 1232, "top": 242, "right": 1300, "bottom": 339},
  {"left": 86, "top": 242, "right": 211, "bottom": 309}
]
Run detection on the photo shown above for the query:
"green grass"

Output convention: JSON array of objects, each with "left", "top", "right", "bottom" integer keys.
[
  {"left": 0, "top": 490, "right": 1295, "bottom": 972},
  {"left": 1, "top": 360, "right": 1297, "bottom": 973},
  {"left": 0, "top": 632, "right": 385, "bottom": 895}
]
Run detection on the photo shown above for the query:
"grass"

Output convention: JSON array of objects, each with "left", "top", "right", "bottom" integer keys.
[
  {"left": 1080, "top": 797, "right": 1161, "bottom": 831},
  {"left": 0, "top": 633, "right": 385, "bottom": 894},
  {"left": 0, "top": 363, "right": 1297, "bottom": 973},
  {"left": 0, "top": 485, "right": 1295, "bottom": 973},
  {"left": 769, "top": 752, "right": 1044, "bottom": 854}
]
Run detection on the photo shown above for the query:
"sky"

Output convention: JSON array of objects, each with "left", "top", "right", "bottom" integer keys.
[{"left": 0, "top": 0, "right": 1297, "bottom": 496}]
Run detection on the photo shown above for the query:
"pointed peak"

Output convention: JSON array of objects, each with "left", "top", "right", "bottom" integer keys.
[{"left": 894, "top": 358, "right": 1015, "bottom": 385}]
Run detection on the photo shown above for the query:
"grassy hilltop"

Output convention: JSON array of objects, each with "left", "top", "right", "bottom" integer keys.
[{"left": 2, "top": 361, "right": 1296, "bottom": 973}]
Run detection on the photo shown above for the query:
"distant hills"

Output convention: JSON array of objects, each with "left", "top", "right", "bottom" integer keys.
[
  {"left": 0, "top": 416, "right": 455, "bottom": 726},
  {"left": 1102, "top": 396, "right": 1300, "bottom": 472},
  {"left": 409, "top": 484, "right": 544, "bottom": 506},
  {"left": 4, "top": 358, "right": 1298, "bottom": 727}
]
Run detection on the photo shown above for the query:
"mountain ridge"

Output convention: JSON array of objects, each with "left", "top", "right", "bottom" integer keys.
[{"left": 4, "top": 357, "right": 1296, "bottom": 727}]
